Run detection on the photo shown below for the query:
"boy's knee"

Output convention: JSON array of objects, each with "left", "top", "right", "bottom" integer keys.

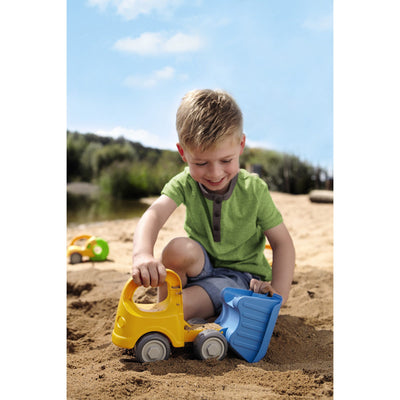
[{"left": 161, "top": 237, "right": 202, "bottom": 270}]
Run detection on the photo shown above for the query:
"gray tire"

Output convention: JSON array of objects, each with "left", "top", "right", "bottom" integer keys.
[
  {"left": 135, "top": 333, "right": 171, "bottom": 362},
  {"left": 193, "top": 329, "right": 228, "bottom": 360},
  {"left": 70, "top": 252, "right": 82, "bottom": 264}
]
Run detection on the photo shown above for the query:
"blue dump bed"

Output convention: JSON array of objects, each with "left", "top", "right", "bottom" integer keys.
[{"left": 215, "top": 287, "right": 282, "bottom": 363}]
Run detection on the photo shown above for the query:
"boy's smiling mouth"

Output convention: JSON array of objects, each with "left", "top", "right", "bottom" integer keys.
[{"left": 205, "top": 177, "right": 225, "bottom": 186}]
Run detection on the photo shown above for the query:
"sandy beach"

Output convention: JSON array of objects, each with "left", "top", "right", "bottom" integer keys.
[{"left": 67, "top": 192, "right": 333, "bottom": 399}]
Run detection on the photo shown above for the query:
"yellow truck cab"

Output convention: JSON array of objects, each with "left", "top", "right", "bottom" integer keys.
[{"left": 112, "top": 269, "right": 227, "bottom": 362}]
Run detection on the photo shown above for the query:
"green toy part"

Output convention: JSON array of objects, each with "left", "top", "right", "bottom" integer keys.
[{"left": 87, "top": 238, "right": 109, "bottom": 261}]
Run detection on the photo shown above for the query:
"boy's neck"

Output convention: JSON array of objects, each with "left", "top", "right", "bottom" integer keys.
[{"left": 198, "top": 173, "right": 238, "bottom": 200}]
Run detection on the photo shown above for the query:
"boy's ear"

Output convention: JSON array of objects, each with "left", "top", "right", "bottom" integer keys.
[
  {"left": 176, "top": 143, "right": 187, "bottom": 162},
  {"left": 239, "top": 133, "right": 246, "bottom": 155}
]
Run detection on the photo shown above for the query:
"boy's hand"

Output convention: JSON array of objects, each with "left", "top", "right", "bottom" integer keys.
[
  {"left": 249, "top": 278, "right": 279, "bottom": 297},
  {"left": 132, "top": 254, "right": 167, "bottom": 287}
]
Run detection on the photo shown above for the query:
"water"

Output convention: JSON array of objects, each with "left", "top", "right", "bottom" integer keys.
[{"left": 67, "top": 194, "right": 150, "bottom": 226}]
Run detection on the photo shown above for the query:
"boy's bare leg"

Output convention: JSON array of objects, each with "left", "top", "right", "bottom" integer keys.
[
  {"left": 181, "top": 285, "right": 215, "bottom": 320},
  {"left": 158, "top": 237, "right": 214, "bottom": 319}
]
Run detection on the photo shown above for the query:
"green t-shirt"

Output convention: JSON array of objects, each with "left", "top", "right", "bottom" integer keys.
[{"left": 161, "top": 167, "right": 283, "bottom": 281}]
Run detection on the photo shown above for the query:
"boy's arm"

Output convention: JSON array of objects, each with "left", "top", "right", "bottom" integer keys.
[
  {"left": 250, "top": 222, "right": 295, "bottom": 305},
  {"left": 132, "top": 194, "right": 177, "bottom": 287}
]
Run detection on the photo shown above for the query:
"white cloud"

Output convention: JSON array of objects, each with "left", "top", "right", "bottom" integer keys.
[
  {"left": 154, "top": 65, "right": 174, "bottom": 79},
  {"left": 123, "top": 66, "right": 175, "bottom": 88},
  {"left": 87, "top": 0, "right": 183, "bottom": 20},
  {"left": 114, "top": 32, "right": 203, "bottom": 55},
  {"left": 94, "top": 126, "right": 176, "bottom": 149},
  {"left": 302, "top": 15, "right": 333, "bottom": 32},
  {"left": 114, "top": 32, "right": 162, "bottom": 55},
  {"left": 245, "top": 138, "right": 276, "bottom": 151},
  {"left": 87, "top": 0, "right": 111, "bottom": 11},
  {"left": 163, "top": 32, "right": 203, "bottom": 53}
]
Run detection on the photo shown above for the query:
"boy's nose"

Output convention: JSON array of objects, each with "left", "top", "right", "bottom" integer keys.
[{"left": 207, "top": 163, "right": 222, "bottom": 178}]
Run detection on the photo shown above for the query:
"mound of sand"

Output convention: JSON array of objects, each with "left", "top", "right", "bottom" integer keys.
[{"left": 67, "top": 192, "right": 333, "bottom": 399}]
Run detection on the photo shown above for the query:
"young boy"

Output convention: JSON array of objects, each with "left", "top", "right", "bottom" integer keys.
[{"left": 132, "top": 89, "right": 295, "bottom": 321}]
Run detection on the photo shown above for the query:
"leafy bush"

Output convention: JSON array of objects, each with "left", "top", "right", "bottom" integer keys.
[
  {"left": 91, "top": 142, "right": 138, "bottom": 177},
  {"left": 99, "top": 159, "right": 184, "bottom": 199},
  {"left": 241, "top": 147, "right": 327, "bottom": 194},
  {"left": 67, "top": 130, "right": 330, "bottom": 198},
  {"left": 67, "top": 132, "right": 88, "bottom": 181}
]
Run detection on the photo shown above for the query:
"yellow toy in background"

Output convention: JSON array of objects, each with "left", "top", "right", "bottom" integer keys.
[
  {"left": 112, "top": 269, "right": 228, "bottom": 362},
  {"left": 67, "top": 234, "right": 109, "bottom": 264},
  {"left": 265, "top": 243, "right": 272, "bottom": 265}
]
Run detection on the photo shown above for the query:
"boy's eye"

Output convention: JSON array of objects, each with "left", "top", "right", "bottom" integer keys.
[
  {"left": 222, "top": 159, "right": 232, "bottom": 164},
  {"left": 195, "top": 162, "right": 207, "bottom": 166}
]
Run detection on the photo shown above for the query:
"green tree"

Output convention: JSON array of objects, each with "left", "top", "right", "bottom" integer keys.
[
  {"left": 92, "top": 142, "right": 138, "bottom": 177},
  {"left": 67, "top": 131, "right": 88, "bottom": 181}
]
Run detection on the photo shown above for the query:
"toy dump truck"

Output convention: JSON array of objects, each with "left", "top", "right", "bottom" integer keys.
[
  {"left": 67, "top": 234, "right": 109, "bottom": 264},
  {"left": 112, "top": 267, "right": 282, "bottom": 363},
  {"left": 112, "top": 269, "right": 228, "bottom": 362}
]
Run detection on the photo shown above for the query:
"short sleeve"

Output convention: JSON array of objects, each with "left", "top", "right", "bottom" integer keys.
[{"left": 161, "top": 169, "right": 187, "bottom": 207}]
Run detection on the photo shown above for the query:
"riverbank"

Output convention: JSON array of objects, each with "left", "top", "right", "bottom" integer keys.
[{"left": 67, "top": 192, "right": 333, "bottom": 398}]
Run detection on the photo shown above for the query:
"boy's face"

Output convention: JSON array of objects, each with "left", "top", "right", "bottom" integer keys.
[{"left": 177, "top": 133, "right": 246, "bottom": 194}]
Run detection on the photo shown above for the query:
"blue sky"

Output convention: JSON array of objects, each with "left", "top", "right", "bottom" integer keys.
[{"left": 68, "top": 0, "right": 333, "bottom": 172}]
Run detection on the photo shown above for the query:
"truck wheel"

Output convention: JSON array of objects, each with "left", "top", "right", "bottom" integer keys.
[
  {"left": 70, "top": 252, "right": 82, "bottom": 264},
  {"left": 88, "top": 238, "right": 109, "bottom": 261},
  {"left": 135, "top": 333, "right": 171, "bottom": 362},
  {"left": 193, "top": 329, "right": 228, "bottom": 361}
]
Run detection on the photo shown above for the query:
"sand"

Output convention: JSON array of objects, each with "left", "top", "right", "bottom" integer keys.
[{"left": 67, "top": 192, "right": 333, "bottom": 399}]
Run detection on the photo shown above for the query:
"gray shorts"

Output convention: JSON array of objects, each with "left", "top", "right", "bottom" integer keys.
[{"left": 186, "top": 244, "right": 261, "bottom": 315}]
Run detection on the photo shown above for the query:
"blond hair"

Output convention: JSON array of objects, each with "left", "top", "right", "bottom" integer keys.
[{"left": 176, "top": 89, "right": 243, "bottom": 151}]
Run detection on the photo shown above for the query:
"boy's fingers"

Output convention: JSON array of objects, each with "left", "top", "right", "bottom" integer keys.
[
  {"left": 249, "top": 278, "right": 263, "bottom": 293},
  {"left": 148, "top": 263, "right": 162, "bottom": 287},
  {"left": 132, "top": 261, "right": 166, "bottom": 287},
  {"left": 261, "top": 283, "right": 275, "bottom": 296},
  {"left": 132, "top": 267, "right": 143, "bottom": 286},
  {"left": 157, "top": 264, "right": 167, "bottom": 285},
  {"left": 132, "top": 265, "right": 151, "bottom": 287},
  {"left": 250, "top": 279, "right": 276, "bottom": 296}
]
